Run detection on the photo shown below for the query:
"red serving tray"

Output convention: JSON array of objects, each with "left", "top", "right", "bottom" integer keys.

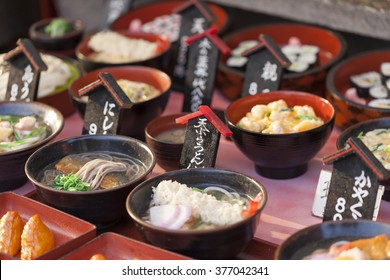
[
  {"left": 61, "top": 232, "right": 190, "bottom": 260},
  {"left": 0, "top": 192, "right": 96, "bottom": 260}
]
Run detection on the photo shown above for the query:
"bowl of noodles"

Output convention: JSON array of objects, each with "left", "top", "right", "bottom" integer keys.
[
  {"left": 0, "top": 101, "right": 64, "bottom": 191},
  {"left": 75, "top": 30, "right": 171, "bottom": 73},
  {"left": 275, "top": 220, "right": 390, "bottom": 260},
  {"left": 25, "top": 134, "right": 156, "bottom": 228},
  {"left": 126, "top": 168, "right": 267, "bottom": 259},
  {"left": 69, "top": 65, "right": 171, "bottom": 140}
]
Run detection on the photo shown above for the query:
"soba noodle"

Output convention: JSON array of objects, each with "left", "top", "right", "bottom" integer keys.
[{"left": 41, "top": 152, "right": 145, "bottom": 190}]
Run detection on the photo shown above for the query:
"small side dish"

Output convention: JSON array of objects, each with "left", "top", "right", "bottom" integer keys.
[
  {"left": 44, "top": 18, "right": 72, "bottom": 38},
  {"left": 236, "top": 99, "right": 324, "bottom": 134}
]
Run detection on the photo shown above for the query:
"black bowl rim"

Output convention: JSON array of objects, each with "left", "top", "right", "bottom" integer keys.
[
  {"left": 25, "top": 134, "right": 157, "bottom": 195},
  {"left": 224, "top": 90, "right": 336, "bottom": 137},
  {"left": 68, "top": 65, "right": 171, "bottom": 105},
  {"left": 29, "top": 17, "right": 85, "bottom": 41},
  {"left": 336, "top": 117, "right": 390, "bottom": 150},
  {"left": 0, "top": 101, "right": 64, "bottom": 156},
  {"left": 75, "top": 30, "right": 171, "bottom": 65},
  {"left": 144, "top": 112, "right": 187, "bottom": 144},
  {"left": 219, "top": 22, "right": 347, "bottom": 79},
  {"left": 126, "top": 167, "right": 268, "bottom": 235},
  {"left": 326, "top": 48, "right": 390, "bottom": 112},
  {"left": 274, "top": 219, "right": 390, "bottom": 259}
]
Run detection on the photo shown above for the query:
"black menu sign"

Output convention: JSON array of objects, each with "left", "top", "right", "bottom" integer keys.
[
  {"left": 4, "top": 38, "right": 47, "bottom": 102},
  {"left": 322, "top": 137, "right": 388, "bottom": 221},
  {"left": 171, "top": 0, "right": 215, "bottom": 90},
  {"left": 176, "top": 105, "right": 232, "bottom": 169},
  {"left": 241, "top": 34, "right": 290, "bottom": 97},
  {"left": 80, "top": 72, "right": 133, "bottom": 135},
  {"left": 182, "top": 27, "right": 231, "bottom": 112}
]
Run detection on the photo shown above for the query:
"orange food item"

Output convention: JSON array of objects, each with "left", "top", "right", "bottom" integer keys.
[
  {"left": 0, "top": 211, "right": 24, "bottom": 256},
  {"left": 90, "top": 253, "right": 107, "bottom": 260},
  {"left": 347, "top": 234, "right": 390, "bottom": 260},
  {"left": 20, "top": 214, "right": 55, "bottom": 260}
]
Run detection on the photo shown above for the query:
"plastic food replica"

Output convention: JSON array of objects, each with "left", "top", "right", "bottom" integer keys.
[
  {"left": 0, "top": 211, "right": 55, "bottom": 259},
  {"left": 346, "top": 62, "right": 390, "bottom": 108},
  {"left": 358, "top": 128, "right": 390, "bottom": 169},
  {"left": 236, "top": 99, "right": 324, "bottom": 134},
  {"left": 0, "top": 115, "right": 48, "bottom": 153},
  {"left": 144, "top": 180, "right": 262, "bottom": 230},
  {"left": 87, "top": 31, "right": 158, "bottom": 63},
  {"left": 305, "top": 234, "right": 390, "bottom": 260},
  {"left": 41, "top": 152, "right": 146, "bottom": 191}
]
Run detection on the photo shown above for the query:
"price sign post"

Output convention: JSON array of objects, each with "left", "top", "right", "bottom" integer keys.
[
  {"left": 171, "top": 0, "right": 215, "bottom": 91},
  {"left": 182, "top": 27, "right": 231, "bottom": 112},
  {"left": 322, "top": 137, "right": 390, "bottom": 221},
  {"left": 241, "top": 34, "right": 290, "bottom": 97},
  {"left": 176, "top": 105, "right": 232, "bottom": 169},
  {"left": 4, "top": 38, "right": 47, "bottom": 102},
  {"left": 80, "top": 72, "right": 133, "bottom": 135}
]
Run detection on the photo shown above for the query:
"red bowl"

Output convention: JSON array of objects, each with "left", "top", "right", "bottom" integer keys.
[
  {"left": 75, "top": 30, "right": 171, "bottom": 73},
  {"left": 218, "top": 23, "right": 347, "bottom": 100},
  {"left": 326, "top": 49, "right": 390, "bottom": 130},
  {"left": 225, "top": 91, "right": 335, "bottom": 179},
  {"left": 111, "top": 0, "right": 229, "bottom": 36}
]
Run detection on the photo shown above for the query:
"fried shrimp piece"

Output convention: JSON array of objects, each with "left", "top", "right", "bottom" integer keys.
[
  {"left": 20, "top": 214, "right": 55, "bottom": 260},
  {"left": 0, "top": 211, "right": 24, "bottom": 256}
]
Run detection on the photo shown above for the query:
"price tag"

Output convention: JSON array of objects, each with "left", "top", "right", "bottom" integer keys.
[
  {"left": 80, "top": 72, "right": 133, "bottom": 135},
  {"left": 182, "top": 28, "right": 230, "bottom": 112},
  {"left": 176, "top": 105, "right": 232, "bottom": 169},
  {"left": 4, "top": 38, "right": 47, "bottom": 102},
  {"left": 241, "top": 34, "right": 290, "bottom": 97},
  {"left": 171, "top": 0, "right": 215, "bottom": 90}
]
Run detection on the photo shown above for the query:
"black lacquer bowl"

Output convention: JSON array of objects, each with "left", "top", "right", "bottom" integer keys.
[
  {"left": 25, "top": 135, "right": 156, "bottom": 228},
  {"left": 275, "top": 219, "right": 390, "bottom": 259},
  {"left": 126, "top": 168, "right": 267, "bottom": 259},
  {"left": 0, "top": 101, "right": 64, "bottom": 191},
  {"left": 225, "top": 91, "right": 335, "bottom": 179}
]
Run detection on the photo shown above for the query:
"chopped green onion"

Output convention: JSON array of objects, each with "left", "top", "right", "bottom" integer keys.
[
  {"left": 54, "top": 173, "right": 90, "bottom": 192},
  {"left": 372, "top": 143, "right": 383, "bottom": 152},
  {"left": 279, "top": 108, "right": 293, "bottom": 112},
  {"left": 192, "top": 187, "right": 204, "bottom": 193},
  {"left": 357, "top": 131, "right": 364, "bottom": 139},
  {"left": 375, "top": 130, "right": 387, "bottom": 135},
  {"left": 295, "top": 115, "right": 317, "bottom": 121}
]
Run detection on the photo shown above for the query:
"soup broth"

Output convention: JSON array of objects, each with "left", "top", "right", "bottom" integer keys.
[{"left": 156, "top": 128, "right": 186, "bottom": 144}]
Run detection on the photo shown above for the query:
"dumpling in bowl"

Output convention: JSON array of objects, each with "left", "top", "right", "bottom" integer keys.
[
  {"left": 20, "top": 214, "right": 55, "bottom": 260},
  {"left": 0, "top": 210, "right": 24, "bottom": 256}
]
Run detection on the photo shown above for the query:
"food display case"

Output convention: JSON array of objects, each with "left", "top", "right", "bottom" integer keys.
[{"left": 1, "top": 0, "right": 390, "bottom": 260}]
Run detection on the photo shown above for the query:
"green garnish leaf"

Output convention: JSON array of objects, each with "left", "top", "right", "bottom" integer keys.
[
  {"left": 376, "top": 130, "right": 387, "bottom": 135},
  {"left": 357, "top": 131, "right": 364, "bottom": 139},
  {"left": 295, "top": 115, "right": 317, "bottom": 121},
  {"left": 192, "top": 187, "right": 204, "bottom": 193},
  {"left": 372, "top": 143, "right": 383, "bottom": 152},
  {"left": 279, "top": 108, "right": 293, "bottom": 112},
  {"left": 54, "top": 173, "right": 90, "bottom": 192}
]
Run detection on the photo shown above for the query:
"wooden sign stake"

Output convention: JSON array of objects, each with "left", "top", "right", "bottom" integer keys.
[
  {"left": 182, "top": 27, "right": 231, "bottom": 112},
  {"left": 176, "top": 105, "right": 232, "bottom": 169},
  {"left": 241, "top": 34, "right": 291, "bottom": 97},
  {"left": 79, "top": 72, "right": 133, "bottom": 135},
  {"left": 3, "top": 38, "right": 47, "bottom": 102}
]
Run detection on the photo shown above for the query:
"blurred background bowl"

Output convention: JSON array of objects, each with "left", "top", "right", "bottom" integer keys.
[
  {"left": 75, "top": 30, "right": 171, "bottom": 73},
  {"left": 25, "top": 134, "right": 156, "bottom": 228},
  {"left": 275, "top": 219, "right": 390, "bottom": 259},
  {"left": 224, "top": 91, "right": 335, "bottom": 179},
  {"left": 29, "top": 17, "right": 85, "bottom": 57},
  {"left": 69, "top": 65, "right": 171, "bottom": 140},
  {"left": 111, "top": 0, "right": 230, "bottom": 40},
  {"left": 326, "top": 49, "right": 390, "bottom": 130},
  {"left": 0, "top": 101, "right": 64, "bottom": 191},
  {"left": 145, "top": 113, "right": 186, "bottom": 171},
  {"left": 336, "top": 117, "right": 390, "bottom": 201},
  {"left": 126, "top": 168, "right": 267, "bottom": 259},
  {"left": 217, "top": 23, "right": 347, "bottom": 100}
]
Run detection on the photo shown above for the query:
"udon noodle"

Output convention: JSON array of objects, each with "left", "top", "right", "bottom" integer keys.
[{"left": 41, "top": 152, "right": 145, "bottom": 191}]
